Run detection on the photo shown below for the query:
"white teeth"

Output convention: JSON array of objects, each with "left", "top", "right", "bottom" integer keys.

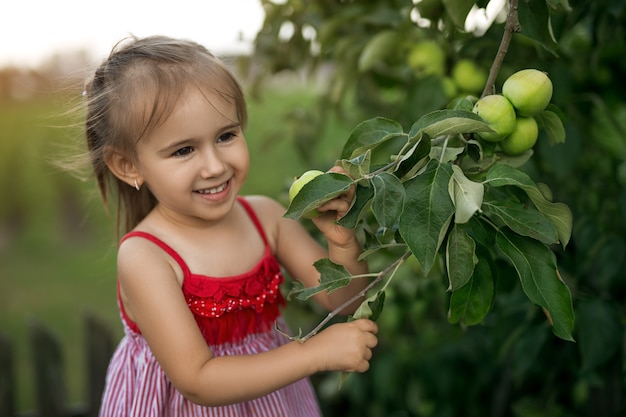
[{"left": 198, "top": 182, "right": 227, "bottom": 194}]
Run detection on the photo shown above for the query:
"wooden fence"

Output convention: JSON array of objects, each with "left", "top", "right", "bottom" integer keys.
[{"left": 0, "top": 313, "right": 115, "bottom": 417}]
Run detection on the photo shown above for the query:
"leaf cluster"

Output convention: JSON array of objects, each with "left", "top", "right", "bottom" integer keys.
[{"left": 285, "top": 109, "right": 574, "bottom": 341}]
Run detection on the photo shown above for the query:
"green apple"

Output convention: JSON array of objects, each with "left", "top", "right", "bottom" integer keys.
[
  {"left": 472, "top": 94, "right": 517, "bottom": 142},
  {"left": 407, "top": 40, "right": 446, "bottom": 77},
  {"left": 498, "top": 116, "right": 539, "bottom": 155},
  {"left": 502, "top": 69, "right": 553, "bottom": 117},
  {"left": 288, "top": 170, "right": 325, "bottom": 218},
  {"left": 451, "top": 59, "right": 487, "bottom": 94}
]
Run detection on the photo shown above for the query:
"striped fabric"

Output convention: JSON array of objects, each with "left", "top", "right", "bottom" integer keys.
[{"left": 99, "top": 318, "right": 322, "bottom": 417}]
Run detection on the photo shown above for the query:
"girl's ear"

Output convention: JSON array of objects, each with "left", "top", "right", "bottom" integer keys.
[{"left": 104, "top": 149, "right": 143, "bottom": 189}]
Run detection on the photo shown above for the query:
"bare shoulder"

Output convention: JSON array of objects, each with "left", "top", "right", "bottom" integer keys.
[
  {"left": 241, "top": 195, "right": 287, "bottom": 220},
  {"left": 117, "top": 233, "right": 161, "bottom": 263},
  {"left": 240, "top": 195, "right": 291, "bottom": 249},
  {"left": 117, "top": 233, "right": 182, "bottom": 285}
]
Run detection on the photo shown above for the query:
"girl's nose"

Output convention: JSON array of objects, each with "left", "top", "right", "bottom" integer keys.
[{"left": 199, "top": 148, "right": 227, "bottom": 178}]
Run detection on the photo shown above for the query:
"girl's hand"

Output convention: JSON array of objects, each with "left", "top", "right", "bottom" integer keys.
[
  {"left": 304, "top": 319, "right": 378, "bottom": 373},
  {"left": 311, "top": 165, "right": 357, "bottom": 247}
]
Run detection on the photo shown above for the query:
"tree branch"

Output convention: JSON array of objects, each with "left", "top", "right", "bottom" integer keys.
[
  {"left": 481, "top": 0, "right": 522, "bottom": 98},
  {"left": 298, "top": 251, "right": 412, "bottom": 342}
]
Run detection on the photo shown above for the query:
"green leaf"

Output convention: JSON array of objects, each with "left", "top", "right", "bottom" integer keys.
[
  {"left": 517, "top": 0, "right": 559, "bottom": 55},
  {"left": 462, "top": 217, "right": 496, "bottom": 248},
  {"left": 395, "top": 137, "right": 432, "bottom": 180},
  {"left": 448, "top": 164, "right": 484, "bottom": 224},
  {"left": 341, "top": 117, "right": 405, "bottom": 160},
  {"left": 442, "top": 0, "right": 477, "bottom": 29},
  {"left": 371, "top": 172, "right": 406, "bottom": 230},
  {"left": 399, "top": 160, "right": 455, "bottom": 274},
  {"left": 445, "top": 224, "right": 477, "bottom": 290},
  {"left": 395, "top": 136, "right": 431, "bottom": 179},
  {"left": 448, "top": 257, "right": 494, "bottom": 325},
  {"left": 341, "top": 149, "right": 372, "bottom": 180},
  {"left": 416, "top": 0, "right": 444, "bottom": 21},
  {"left": 547, "top": 0, "right": 572, "bottom": 13},
  {"left": 495, "top": 230, "right": 575, "bottom": 341},
  {"left": 485, "top": 164, "right": 572, "bottom": 248},
  {"left": 447, "top": 95, "right": 478, "bottom": 112},
  {"left": 408, "top": 109, "right": 491, "bottom": 139},
  {"left": 290, "top": 258, "right": 352, "bottom": 300},
  {"left": 494, "top": 150, "right": 535, "bottom": 169},
  {"left": 430, "top": 145, "right": 465, "bottom": 163},
  {"left": 483, "top": 199, "right": 559, "bottom": 245},
  {"left": 535, "top": 110, "right": 565, "bottom": 145},
  {"left": 352, "top": 291, "right": 386, "bottom": 321},
  {"left": 284, "top": 173, "right": 354, "bottom": 219},
  {"left": 336, "top": 183, "right": 374, "bottom": 229}
]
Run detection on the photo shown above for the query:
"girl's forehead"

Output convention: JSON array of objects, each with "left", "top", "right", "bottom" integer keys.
[
  {"left": 176, "top": 87, "right": 239, "bottom": 121},
  {"left": 133, "top": 84, "right": 239, "bottom": 137}
]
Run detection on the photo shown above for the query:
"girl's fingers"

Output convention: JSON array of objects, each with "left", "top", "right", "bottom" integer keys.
[{"left": 353, "top": 318, "right": 379, "bottom": 334}]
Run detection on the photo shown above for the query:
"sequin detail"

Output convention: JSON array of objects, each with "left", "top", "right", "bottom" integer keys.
[{"left": 186, "top": 272, "right": 283, "bottom": 317}]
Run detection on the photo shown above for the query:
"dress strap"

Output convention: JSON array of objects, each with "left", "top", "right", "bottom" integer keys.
[
  {"left": 237, "top": 196, "right": 270, "bottom": 246},
  {"left": 120, "top": 231, "right": 191, "bottom": 276},
  {"left": 121, "top": 198, "right": 266, "bottom": 270},
  {"left": 117, "top": 231, "right": 193, "bottom": 335}
]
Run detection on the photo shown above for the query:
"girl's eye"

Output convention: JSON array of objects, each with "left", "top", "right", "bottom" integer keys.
[
  {"left": 173, "top": 146, "right": 193, "bottom": 157},
  {"left": 217, "top": 131, "right": 236, "bottom": 143}
]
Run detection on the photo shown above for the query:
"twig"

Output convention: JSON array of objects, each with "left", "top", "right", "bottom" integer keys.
[
  {"left": 481, "top": 0, "right": 522, "bottom": 98},
  {"left": 299, "top": 251, "right": 412, "bottom": 342}
]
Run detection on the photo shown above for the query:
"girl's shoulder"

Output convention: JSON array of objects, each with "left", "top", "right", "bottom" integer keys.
[
  {"left": 116, "top": 229, "right": 186, "bottom": 285},
  {"left": 240, "top": 194, "right": 287, "bottom": 219},
  {"left": 240, "top": 195, "right": 289, "bottom": 250}
]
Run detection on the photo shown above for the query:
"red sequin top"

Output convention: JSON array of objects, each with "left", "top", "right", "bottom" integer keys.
[{"left": 117, "top": 197, "right": 286, "bottom": 346}]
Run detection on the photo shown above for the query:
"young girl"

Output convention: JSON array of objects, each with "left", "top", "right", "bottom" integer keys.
[{"left": 80, "top": 35, "right": 378, "bottom": 416}]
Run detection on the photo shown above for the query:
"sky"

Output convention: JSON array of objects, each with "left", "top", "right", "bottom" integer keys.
[
  {"left": 0, "top": 0, "right": 507, "bottom": 69},
  {"left": 0, "top": 0, "right": 265, "bottom": 68}
]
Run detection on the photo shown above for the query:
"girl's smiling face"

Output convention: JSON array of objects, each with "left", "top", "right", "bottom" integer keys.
[{"left": 134, "top": 87, "right": 249, "bottom": 226}]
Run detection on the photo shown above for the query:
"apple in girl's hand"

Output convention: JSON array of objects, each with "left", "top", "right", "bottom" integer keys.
[{"left": 289, "top": 170, "right": 325, "bottom": 218}]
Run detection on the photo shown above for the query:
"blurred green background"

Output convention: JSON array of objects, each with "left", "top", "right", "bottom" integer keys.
[{"left": 2, "top": 1, "right": 626, "bottom": 416}]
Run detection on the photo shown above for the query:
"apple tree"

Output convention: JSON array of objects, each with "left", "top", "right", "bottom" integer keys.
[{"left": 248, "top": 0, "right": 625, "bottom": 415}]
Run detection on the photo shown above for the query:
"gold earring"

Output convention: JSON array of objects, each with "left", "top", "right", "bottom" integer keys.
[{"left": 133, "top": 179, "right": 141, "bottom": 191}]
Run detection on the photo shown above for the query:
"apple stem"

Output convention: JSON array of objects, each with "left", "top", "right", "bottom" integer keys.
[{"left": 481, "top": 0, "right": 522, "bottom": 98}]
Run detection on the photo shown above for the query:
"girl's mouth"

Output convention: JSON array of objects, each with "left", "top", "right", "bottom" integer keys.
[
  {"left": 196, "top": 180, "right": 228, "bottom": 195},
  {"left": 194, "top": 178, "right": 232, "bottom": 200}
]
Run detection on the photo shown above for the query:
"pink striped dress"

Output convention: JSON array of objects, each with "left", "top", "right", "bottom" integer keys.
[{"left": 99, "top": 197, "right": 323, "bottom": 417}]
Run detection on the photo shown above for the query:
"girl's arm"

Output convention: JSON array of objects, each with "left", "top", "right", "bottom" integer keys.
[
  {"left": 117, "top": 237, "right": 377, "bottom": 406},
  {"left": 309, "top": 166, "right": 370, "bottom": 312},
  {"left": 256, "top": 166, "right": 370, "bottom": 314}
]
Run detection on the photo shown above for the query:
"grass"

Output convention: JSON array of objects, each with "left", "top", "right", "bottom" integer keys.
[{"left": 0, "top": 82, "right": 356, "bottom": 411}]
